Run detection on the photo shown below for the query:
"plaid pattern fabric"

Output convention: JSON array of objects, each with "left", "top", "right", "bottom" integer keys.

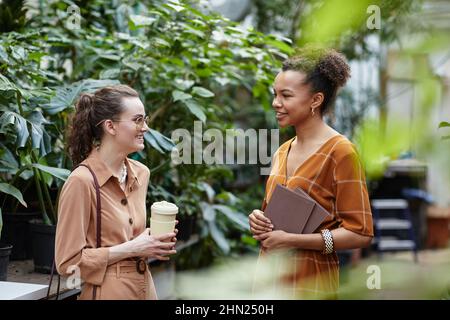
[{"left": 258, "top": 134, "right": 373, "bottom": 299}]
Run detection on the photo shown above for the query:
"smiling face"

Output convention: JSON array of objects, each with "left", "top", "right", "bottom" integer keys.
[
  {"left": 112, "top": 97, "right": 149, "bottom": 154},
  {"left": 272, "top": 70, "right": 323, "bottom": 128}
]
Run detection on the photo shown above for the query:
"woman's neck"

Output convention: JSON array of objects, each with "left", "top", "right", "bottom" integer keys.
[
  {"left": 96, "top": 143, "right": 127, "bottom": 176},
  {"left": 293, "top": 117, "right": 335, "bottom": 146}
]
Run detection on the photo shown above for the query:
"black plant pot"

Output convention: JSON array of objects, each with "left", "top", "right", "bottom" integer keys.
[
  {"left": 0, "top": 211, "right": 40, "bottom": 260},
  {"left": 0, "top": 243, "right": 13, "bottom": 281},
  {"left": 177, "top": 215, "right": 196, "bottom": 241},
  {"left": 29, "top": 221, "right": 56, "bottom": 274}
]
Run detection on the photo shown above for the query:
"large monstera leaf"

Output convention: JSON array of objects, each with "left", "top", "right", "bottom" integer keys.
[{"left": 43, "top": 79, "right": 120, "bottom": 115}]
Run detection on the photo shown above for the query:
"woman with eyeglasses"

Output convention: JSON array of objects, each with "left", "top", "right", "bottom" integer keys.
[{"left": 55, "top": 84, "right": 177, "bottom": 300}]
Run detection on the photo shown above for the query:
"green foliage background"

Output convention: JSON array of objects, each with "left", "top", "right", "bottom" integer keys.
[
  {"left": 1, "top": 0, "right": 443, "bottom": 271},
  {"left": 0, "top": 0, "right": 292, "bottom": 268}
]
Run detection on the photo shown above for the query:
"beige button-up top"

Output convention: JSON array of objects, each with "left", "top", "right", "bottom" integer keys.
[{"left": 55, "top": 149, "right": 149, "bottom": 286}]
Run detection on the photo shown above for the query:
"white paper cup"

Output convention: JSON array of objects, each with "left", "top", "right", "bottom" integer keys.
[
  {"left": 150, "top": 201, "right": 178, "bottom": 237},
  {"left": 150, "top": 219, "right": 176, "bottom": 237}
]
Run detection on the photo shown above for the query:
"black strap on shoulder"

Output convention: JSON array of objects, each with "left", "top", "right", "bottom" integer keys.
[{"left": 76, "top": 164, "right": 102, "bottom": 249}]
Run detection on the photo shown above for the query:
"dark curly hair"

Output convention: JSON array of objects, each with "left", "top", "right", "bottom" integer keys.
[
  {"left": 67, "top": 84, "right": 139, "bottom": 166},
  {"left": 282, "top": 46, "right": 350, "bottom": 115}
]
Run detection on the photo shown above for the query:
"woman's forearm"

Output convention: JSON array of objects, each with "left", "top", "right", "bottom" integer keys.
[
  {"left": 108, "top": 242, "right": 134, "bottom": 265},
  {"left": 107, "top": 229, "right": 177, "bottom": 265},
  {"left": 286, "top": 227, "right": 373, "bottom": 251}
]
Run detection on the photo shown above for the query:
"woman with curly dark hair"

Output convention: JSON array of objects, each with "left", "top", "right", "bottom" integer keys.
[
  {"left": 249, "top": 47, "right": 373, "bottom": 299},
  {"left": 55, "top": 84, "right": 177, "bottom": 300}
]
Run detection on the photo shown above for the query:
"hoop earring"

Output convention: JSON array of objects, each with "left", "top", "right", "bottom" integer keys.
[{"left": 311, "top": 108, "right": 315, "bottom": 116}]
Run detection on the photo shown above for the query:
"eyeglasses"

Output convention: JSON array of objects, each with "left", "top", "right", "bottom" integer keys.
[{"left": 95, "top": 115, "right": 150, "bottom": 130}]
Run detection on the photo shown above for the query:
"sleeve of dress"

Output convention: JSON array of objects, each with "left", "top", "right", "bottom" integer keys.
[
  {"left": 55, "top": 175, "right": 110, "bottom": 285},
  {"left": 334, "top": 152, "right": 374, "bottom": 237},
  {"left": 261, "top": 197, "right": 268, "bottom": 211},
  {"left": 261, "top": 148, "right": 281, "bottom": 212}
]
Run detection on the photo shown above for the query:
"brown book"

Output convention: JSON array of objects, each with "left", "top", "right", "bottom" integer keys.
[
  {"left": 264, "top": 184, "right": 316, "bottom": 234},
  {"left": 294, "top": 187, "right": 330, "bottom": 233}
]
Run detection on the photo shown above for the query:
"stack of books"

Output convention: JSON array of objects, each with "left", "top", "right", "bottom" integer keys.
[{"left": 264, "top": 184, "right": 330, "bottom": 234}]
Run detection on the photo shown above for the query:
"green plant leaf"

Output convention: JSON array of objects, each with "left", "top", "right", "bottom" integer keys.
[
  {"left": 31, "top": 163, "right": 71, "bottom": 181},
  {"left": 0, "top": 182, "right": 27, "bottom": 207},
  {"left": 200, "top": 182, "right": 215, "bottom": 202},
  {"left": 144, "top": 131, "right": 164, "bottom": 154},
  {"left": 165, "top": 2, "right": 185, "bottom": 12},
  {"left": 0, "top": 143, "right": 18, "bottom": 170},
  {"left": 213, "top": 204, "right": 249, "bottom": 230},
  {"left": 200, "top": 201, "right": 216, "bottom": 221},
  {"left": 183, "top": 99, "right": 206, "bottom": 123},
  {"left": 44, "top": 79, "right": 120, "bottom": 115},
  {"left": 438, "top": 122, "right": 450, "bottom": 128},
  {"left": 100, "top": 68, "right": 121, "bottom": 79},
  {"left": 266, "top": 38, "right": 294, "bottom": 54},
  {"left": 0, "top": 46, "right": 9, "bottom": 62},
  {"left": 11, "top": 46, "right": 26, "bottom": 61},
  {"left": 241, "top": 234, "right": 258, "bottom": 246},
  {"left": 172, "top": 90, "right": 192, "bottom": 102},
  {"left": 123, "top": 61, "right": 142, "bottom": 71},
  {"left": 208, "top": 220, "right": 230, "bottom": 254},
  {"left": 0, "top": 74, "right": 19, "bottom": 94},
  {"left": 27, "top": 111, "right": 51, "bottom": 156},
  {"left": 129, "top": 14, "right": 157, "bottom": 30},
  {"left": 0, "top": 111, "right": 29, "bottom": 148},
  {"left": 174, "top": 79, "right": 195, "bottom": 91},
  {"left": 28, "top": 51, "right": 46, "bottom": 62},
  {"left": 192, "top": 86, "right": 215, "bottom": 98},
  {"left": 19, "top": 169, "right": 33, "bottom": 180},
  {"left": 99, "top": 54, "right": 121, "bottom": 61},
  {"left": 147, "top": 129, "right": 175, "bottom": 151}
]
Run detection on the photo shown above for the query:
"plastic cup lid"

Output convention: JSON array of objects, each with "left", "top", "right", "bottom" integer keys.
[{"left": 151, "top": 201, "right": 178, "bottom": 215}]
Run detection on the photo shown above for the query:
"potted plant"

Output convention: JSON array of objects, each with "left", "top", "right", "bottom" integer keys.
[
  {"left": 0, "top": 226, "right": 13, "bottom": 281},
  {"left": 0, "top": 23, "right": 60, "bottom": 271},
  {"left": 0, "top": 177, "right": 27, "bottom": 280},
  {"left": 0, "top": 113, "right": 65, "bottom": 274},
  {"left": 0, "top": 141, "right": 43, "bottom": 260},
  {"left": 0, "top": 71, "right": 72, "bottom": 273},
  {"left": 0, "top": 136, "right": 65, "bottom": 268}
]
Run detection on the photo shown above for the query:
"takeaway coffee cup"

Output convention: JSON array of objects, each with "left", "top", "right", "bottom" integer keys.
[
  {"left": 150, "top": 219, "right": 176, "bottom": 237},
  {"left": 150, "top": 201, "right": 178, "bottom": 237}
]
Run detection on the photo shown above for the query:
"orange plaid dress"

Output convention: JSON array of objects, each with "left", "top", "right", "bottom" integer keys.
[{"left": 258, "top": 134, "right": 373, "bottom": 299}]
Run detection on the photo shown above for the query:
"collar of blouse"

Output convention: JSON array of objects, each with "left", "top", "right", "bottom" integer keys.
[{"left": 83, "top": 149, "right": 141, "bottom": 188}]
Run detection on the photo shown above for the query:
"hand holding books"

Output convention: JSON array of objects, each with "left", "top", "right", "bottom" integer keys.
[
  {"left": 248, "top": 209, "right": 274, "bottom": 235},
  {"left": 264, "top": 184, "right": 330, "bottom": 234},
  {"left": 249, "top": 184, "right": 330, "bottom": 239}
]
